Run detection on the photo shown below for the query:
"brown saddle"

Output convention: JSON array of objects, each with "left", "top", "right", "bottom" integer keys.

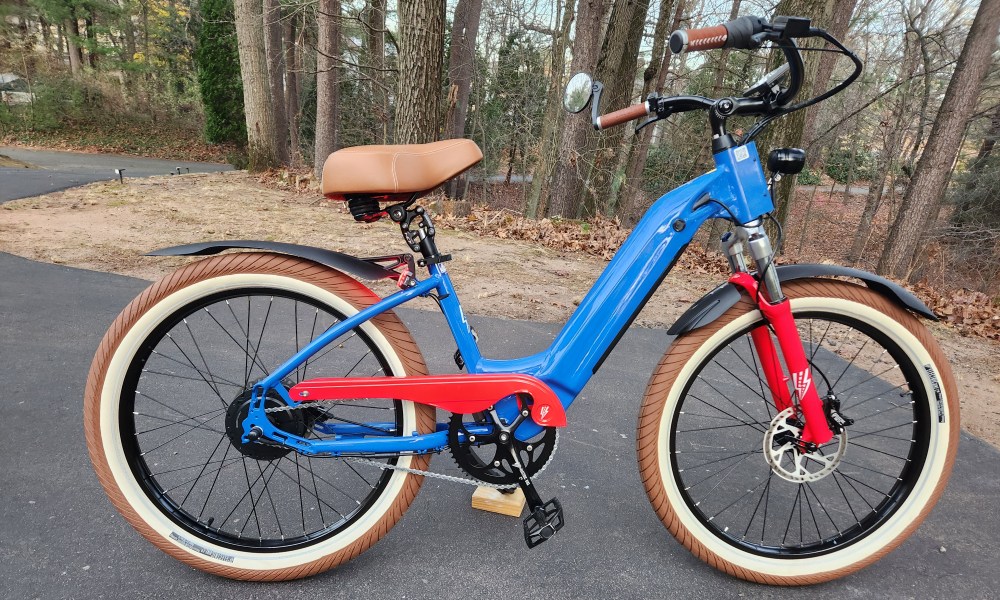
[{"left": 321, "top": 139, "right": 483, "bottom": 201}]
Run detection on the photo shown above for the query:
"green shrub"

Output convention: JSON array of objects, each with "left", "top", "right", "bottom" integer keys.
[
  {"left": 824, "top": 147, "right": 875, "bottom": 183},
  {"left": 797, "top": 168, "right": 821, "bottom": 185},
  {"left": 196, "top": 0, "right": 246, "bottom": 145}
]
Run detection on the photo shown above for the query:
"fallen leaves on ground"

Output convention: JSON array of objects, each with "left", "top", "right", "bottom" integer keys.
[{"left": 438, "top": 204, "right": 1000, "bottom": 340}]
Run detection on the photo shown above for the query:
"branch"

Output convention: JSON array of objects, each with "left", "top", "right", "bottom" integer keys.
[{"left": 808, "top": 58, "right": 959, "bottom": 149}]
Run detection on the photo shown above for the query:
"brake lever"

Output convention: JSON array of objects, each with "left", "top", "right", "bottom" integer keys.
[
  {"left": 635, "top": 117, "right": 658, "bottom": 133},
  {"left": 635, "top": 115, "right": 662, "bottom": 134}
]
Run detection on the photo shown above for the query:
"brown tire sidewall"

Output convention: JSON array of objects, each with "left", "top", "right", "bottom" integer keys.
[
  {"left": 84, "top": 253, "right": 436, "bottom": 581},
  {"left": 636, "top": 279, "right": 959, "bottom": 585}
]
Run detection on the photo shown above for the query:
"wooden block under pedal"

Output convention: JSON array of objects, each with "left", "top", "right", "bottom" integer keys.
[{"left": 471, "top": 486, "right": 526, "bottom": 517}]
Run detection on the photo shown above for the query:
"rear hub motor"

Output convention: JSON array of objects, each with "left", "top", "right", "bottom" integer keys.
[{"left": 225, "top": 389, "right": 306, "bottom": 461}]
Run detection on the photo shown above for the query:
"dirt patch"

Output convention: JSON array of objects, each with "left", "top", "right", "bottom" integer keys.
[
  {"left": 1, "top": 171, "right": 996, "bottom": 447},
  {"left": 0, "top": 153, "right": 35, "bottom": 168}
]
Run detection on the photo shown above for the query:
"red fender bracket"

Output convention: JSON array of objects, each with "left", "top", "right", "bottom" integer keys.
[{"left": 288, "top": 374, "right": 568, "bottom": 427}]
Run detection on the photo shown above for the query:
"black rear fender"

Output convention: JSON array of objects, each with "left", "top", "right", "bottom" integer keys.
[{"left": 146, "top": 240, "right": 400, "bottom": 281}]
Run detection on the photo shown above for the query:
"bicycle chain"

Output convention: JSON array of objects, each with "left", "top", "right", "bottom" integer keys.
[{"left": 261, "top": 399, "right": 558, "bottom": 490}]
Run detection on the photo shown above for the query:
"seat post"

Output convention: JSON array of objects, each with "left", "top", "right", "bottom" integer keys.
[{"left": 387, "top": 201, "right": 452, "bottom": 268}]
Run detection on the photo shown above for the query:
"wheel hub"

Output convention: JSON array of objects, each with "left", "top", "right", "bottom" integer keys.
[
  {"left": 225, "top": 389, "right": 306, "bottom": 460},
  {"left": 763, "top": 407, "right": 847, "bottom": 483}
]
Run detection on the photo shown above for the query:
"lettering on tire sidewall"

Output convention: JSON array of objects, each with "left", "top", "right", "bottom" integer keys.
[
  {"left": 922, "top": 364, "right": 945, "bottom": 423},
  {"left": 169, "top": 531, "right": 236, "bottom": 563}
]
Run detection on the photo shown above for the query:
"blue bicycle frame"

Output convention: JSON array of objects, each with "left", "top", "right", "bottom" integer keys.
[{"left": 243, "top": 143, "right": 775, "bottom": 456}]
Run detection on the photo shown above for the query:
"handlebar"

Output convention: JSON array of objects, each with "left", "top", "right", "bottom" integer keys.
[
  {"left": 589, "top": 15, "right": 863, "bottom": 142},
  {"left": 595, "top": 101, "right": 652, "bottom": 130},
  {"left": 668, "top": 16, "right": 767, "bottom": 54}
]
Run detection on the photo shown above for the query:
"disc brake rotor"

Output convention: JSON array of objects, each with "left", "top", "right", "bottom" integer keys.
[{"left": 763, "top": 407, "right": 846, "bottom": 483}]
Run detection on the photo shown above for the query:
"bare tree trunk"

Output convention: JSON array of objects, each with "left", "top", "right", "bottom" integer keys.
[
  {"left": 57, "top": 23, "right": 65, "bottom": 62},
  {"left": 284, "top": 15, "right": 301, "bottom": 165},
  {"left": 39, "top": 16, "right": 52, "bottom": 56},
  {"left": 362, "top": 0, "right": 389, "bottom": 143},
  {"left": 121, "top": 8, "right": 137, "bottom": 63},
  {"left": 848, "top": 27, "right": 921, "bottom": 263},
  {"left": 314, "top": 0, "right": 341, "bottom": 177},
  {"left": 396, "top": 0, "right": 445, "bottom": 144},
  {"left": 967, "top": 102, "right": 1000, "bottom": 180},
  {"left": 526, "top": 0, "right": 575, "bottom": 218},
  {"left": 234, "top": 0, "right": 281, "bottom": 171},
  {"left": 444, "top": 0, "right": 484, "bottom": 198},
  {"left": 85, "top": 13, "right": 98, "bottom": 68},
  {"left": 547, "top": 0, "right": 609, "bottom": 218},
  {"left": 620, "top": 0, "right": 681, "bottom": 224},
  {"left": 757, "top": 0, "right": 837, "bottom": 227},
  {"left": 878, "top": 0, "right": 1000, "bottom": 279},
  {"left": 66, "top": 15, "right": 82, "bottom": 76},
  {"left": 711, "top": 0, "right": 742, "bottom": 97},
  {"left": 584, "top": 0, "right": 651, "bottom": 217},
  {"left": 140, "top": 0, "right": 150, "bottom": 57},
  {"left": 801, "top": 0, "right": 857, "bottom": 169},
  {"left": 264, "top": 0, "right": 289, "bottom": 164}
]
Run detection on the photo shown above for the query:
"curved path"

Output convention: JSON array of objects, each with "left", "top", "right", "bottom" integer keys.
[
  {"left": 0, "top": 252, "right": 997, "bottom": 599},
  {"left": 0, "top": 146, "right": 231, "bottom": 202}
]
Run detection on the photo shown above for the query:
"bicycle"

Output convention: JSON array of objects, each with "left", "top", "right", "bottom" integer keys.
[{"left": 84, "top": 15, "right": 958, "bottom": 584}]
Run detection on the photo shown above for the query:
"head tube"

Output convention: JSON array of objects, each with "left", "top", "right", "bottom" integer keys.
[{"left": 710, "top": 142, "right": 774, "bottom": 224}]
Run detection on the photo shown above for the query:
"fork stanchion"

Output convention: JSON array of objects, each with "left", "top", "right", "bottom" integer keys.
[{"left": 471, "top": 486, "right": 526, "bottom": 517}]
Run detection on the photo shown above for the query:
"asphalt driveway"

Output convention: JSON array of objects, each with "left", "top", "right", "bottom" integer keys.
[
  {"left": 0, "top": 146, "right": 231, "bottom": 202},
  {"left": 1, "top": 251, "right": 997, "bottom": 599}
]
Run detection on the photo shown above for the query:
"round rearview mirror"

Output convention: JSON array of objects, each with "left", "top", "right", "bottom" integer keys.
[{"left": 563, "top": 73, "right": 593, "bottom": 114}]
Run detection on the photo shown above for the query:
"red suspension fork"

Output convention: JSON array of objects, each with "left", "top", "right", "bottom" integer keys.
[
  {"left": 730, "top": 272, "right": 833, "bottom": 445},
  {"left": 748, "top": 326, "right": 792, "bottom": 413}
]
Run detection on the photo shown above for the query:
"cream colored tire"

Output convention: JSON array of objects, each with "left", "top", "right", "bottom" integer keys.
[
  {"left": 84, "top": 253, "right": 436, "bottom": 581},
  {"left": 637, "top": 279, "right": 959, "bottom": 584}
]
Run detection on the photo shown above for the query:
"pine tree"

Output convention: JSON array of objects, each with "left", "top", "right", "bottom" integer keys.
[{"left": 196, "top": 0, "right": 247, "bottom": 145}]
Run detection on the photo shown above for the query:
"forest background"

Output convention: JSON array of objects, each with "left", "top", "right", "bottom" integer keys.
[{"left": 2, "top": 0, "right": 1000, "bottom": 319}]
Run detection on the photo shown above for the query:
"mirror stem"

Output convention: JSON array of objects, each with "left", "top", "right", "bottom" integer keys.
[{"left": 590, "top": 82, "right": 604, "bottom": 129}]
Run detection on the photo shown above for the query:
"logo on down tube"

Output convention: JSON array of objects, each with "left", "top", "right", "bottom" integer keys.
[{"left": 792, "top": 369, "right": 812, "bottom": 400}]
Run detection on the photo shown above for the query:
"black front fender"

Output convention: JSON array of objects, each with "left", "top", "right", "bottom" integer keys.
[
  {"left": 667, "top": 263, "right": 937, "bottom": 336},
  {"left": 146, "top": 240, "right": 398, "bottom": 281}
]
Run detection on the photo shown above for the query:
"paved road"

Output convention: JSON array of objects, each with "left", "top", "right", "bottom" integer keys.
[
  {"left": 0, "top": 146, "right": 231, "bottom": 203},
  {"left": 1, "top": 251, "right": 998, "bottom": 599}
]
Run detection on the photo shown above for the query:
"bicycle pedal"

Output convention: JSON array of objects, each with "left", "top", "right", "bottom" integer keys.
[{"left": 522, "top": 497, "right": 564, "bottom": 548}]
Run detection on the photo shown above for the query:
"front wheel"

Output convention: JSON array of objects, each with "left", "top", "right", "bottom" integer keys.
[
  {"left": 637, "top": 279, "right": 959, "bottom": 584},
  {"left": 84, "top": 252, "right": 436, "bottom": 581}
]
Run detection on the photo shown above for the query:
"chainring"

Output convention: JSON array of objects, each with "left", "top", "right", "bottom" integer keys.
[{"left": 447, "top": 411, "right": 557, "bottom": 486}]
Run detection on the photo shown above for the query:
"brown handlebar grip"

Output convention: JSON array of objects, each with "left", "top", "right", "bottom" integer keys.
[
  {"left": 595, "top": 102, "right": 651, "bottom": 130},
  {"left": 669, "top": 24, "right": 729, "bottom": 54}
]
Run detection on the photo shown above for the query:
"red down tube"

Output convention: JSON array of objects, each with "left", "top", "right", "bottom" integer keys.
[
  {"left": 288, "top": 374, "right": 567, "bottom": 427},
  {"left": 729, "top": 273, "right": 833, "bottom": 445}
]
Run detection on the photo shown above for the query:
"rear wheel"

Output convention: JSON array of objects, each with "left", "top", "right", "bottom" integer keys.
[
  {"left": 637, "top": 279, "right": 958, "bottom": 584},
  {"left": 85, "top": 253, "right": 435, "bottom": 581}
]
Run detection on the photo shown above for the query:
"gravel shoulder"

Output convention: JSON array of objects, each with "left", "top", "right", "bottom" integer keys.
[{"left": 2, "top": 170, "right": 997, "bottom": 446}]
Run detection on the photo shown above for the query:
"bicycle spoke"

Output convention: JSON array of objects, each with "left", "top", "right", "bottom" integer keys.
[{"left": 123, "top": 290, "right": 410, "bottom": 549}]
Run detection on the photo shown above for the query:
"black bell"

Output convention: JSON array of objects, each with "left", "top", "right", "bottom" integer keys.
[{"left": 767, "top": 148, "right": 806, "bottom": 175}]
